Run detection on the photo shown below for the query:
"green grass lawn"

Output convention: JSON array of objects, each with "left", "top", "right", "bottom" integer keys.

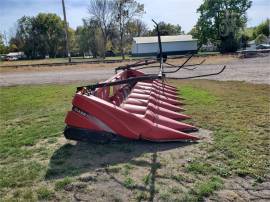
[
  {"left": 176, "top": 80, "right": 269, "bottom": 179},
  {"left": 0, "top": 80, "right": 269, "bottom": 201}
]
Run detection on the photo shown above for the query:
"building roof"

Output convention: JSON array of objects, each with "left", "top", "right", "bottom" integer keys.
[{"left": 133, "top": 35, "right": 197, "bottom": 44}]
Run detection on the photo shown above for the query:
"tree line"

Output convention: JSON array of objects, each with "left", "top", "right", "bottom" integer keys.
[
  {"left": 241, "top": 19, "right": 270, "bottom": 46},
  {"left": 0, "top": 0, "right": 184, "bottom": 59},
  {"left": 189, "top": 0, "right": 269, "bottom": 53},
  {"left": 0, "top": 0, "right": 269, "bottom": 58}
]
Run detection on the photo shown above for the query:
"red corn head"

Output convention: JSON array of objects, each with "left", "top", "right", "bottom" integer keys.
[{"left": 64, "top": 69, "right": 199, "bottom": 143}]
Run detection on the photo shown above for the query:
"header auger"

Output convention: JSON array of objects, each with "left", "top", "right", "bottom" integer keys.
[{"left": 64, "top": 20, "right": 226, "bottom": 143}]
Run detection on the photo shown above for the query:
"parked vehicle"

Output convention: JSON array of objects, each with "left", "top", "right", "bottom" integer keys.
[
  {"left": 105, "top": 50, "right": 115, "bottom": 57},
  {"left": 5, "top": 52, "right": 26, "bottom": 61},
  {"left": 5, "top": 56, "right": 18, "bottom": 61},
  {"left": 256, "top": 44, "right": 270, "bottom": 49}
]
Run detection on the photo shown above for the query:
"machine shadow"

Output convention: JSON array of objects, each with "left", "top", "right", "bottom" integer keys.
[
  {"left": 45, "top": 140, "right": 195, "bottom": 180},
  {"left": 104, "top": 151, "right": 159, "bottom": 201}
]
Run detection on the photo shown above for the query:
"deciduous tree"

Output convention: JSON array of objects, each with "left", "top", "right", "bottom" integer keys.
[
  {"left": 0, "top": 33, "right": 8, "bottom": 54},
  {"left": 88, "top": 0, "right": 115, "bottom": 58},
  {"left": 114, "top": 0, "right": 144, "bottom": 59},
  {"left": 126, "top": 19, "right": 148, "bottom": 38},
  {"left": 195, "top": 0, "right": 252, "bottom": 53},
  {"left": 14, "top": 13, "right": 67, "bottom": 58},
  {"left": 76, "top": 19, "right": 103, "bottom": 58},
  {"left": 253, "top": 19, "right": 269, "bottom": 38},
  {"left": 150, "top": 22, "right": 184, "bottom": 36}
]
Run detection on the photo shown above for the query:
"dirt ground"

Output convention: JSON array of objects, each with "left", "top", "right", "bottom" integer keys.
[
  {"left": 44, "top": 129, "right": 214, "bottom": 201},
  {"left": 44, "top": 129, "right": 270, "bottom": 202},
  {"left": 1, "top": 54, "right": 269, "bottom": 86},
  {"left": 209, "top": 176, "right": 270, "bottom": 202}
]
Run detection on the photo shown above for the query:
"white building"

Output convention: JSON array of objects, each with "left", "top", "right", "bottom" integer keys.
[{"left": 132, "top": 35, "right": 198, "bottom": 57}]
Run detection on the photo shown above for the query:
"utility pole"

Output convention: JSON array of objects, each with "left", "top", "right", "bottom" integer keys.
[{"left": 62, "top": 0, "right": 71, "bottom": 62}]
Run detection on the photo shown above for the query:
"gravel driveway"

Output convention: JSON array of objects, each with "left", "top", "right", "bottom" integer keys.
[{"left": 0, "top": 55, "right": 269, "bottom": 86}]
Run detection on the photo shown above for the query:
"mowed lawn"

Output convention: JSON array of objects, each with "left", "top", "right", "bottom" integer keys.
[{"left": 0, "top": 80, "right": 269, "bottom": 201}]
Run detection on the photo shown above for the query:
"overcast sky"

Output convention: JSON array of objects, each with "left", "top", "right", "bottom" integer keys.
[{"left": 0, "top": 0, "right": 269, "bottom": 38}]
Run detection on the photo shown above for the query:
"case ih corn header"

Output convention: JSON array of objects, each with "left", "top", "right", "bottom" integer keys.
[{"left": 64, "top": 20, "right": 226, "bottom": 143}]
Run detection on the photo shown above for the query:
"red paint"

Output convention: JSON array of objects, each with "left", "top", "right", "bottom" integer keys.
[{"left": 64, "top": 69, "right": 199, "bottom": 142}]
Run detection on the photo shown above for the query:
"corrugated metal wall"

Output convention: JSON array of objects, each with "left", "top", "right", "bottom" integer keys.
[{"left": 132, "top": 41, "right": 197, "bottom": 56}]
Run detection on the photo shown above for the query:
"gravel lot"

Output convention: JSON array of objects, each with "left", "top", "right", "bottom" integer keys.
[{"left": 0, "top": 55, "right": 269, "bottom": 86}]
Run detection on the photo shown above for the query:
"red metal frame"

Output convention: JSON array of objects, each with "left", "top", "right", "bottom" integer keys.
[{"left": 64, "top": 69, "right": 199, "bottom": 142}]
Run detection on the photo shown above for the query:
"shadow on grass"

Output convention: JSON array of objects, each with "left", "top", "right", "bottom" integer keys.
[
  {"left": 45, "top": 140, "right": 195, "bottom": 180},
  {"left": 104, "top": 151, "right": 160, "bottom": 202}
]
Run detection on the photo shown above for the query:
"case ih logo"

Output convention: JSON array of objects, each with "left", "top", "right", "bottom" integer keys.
[{"left": 73, "top": 107, "right": 88, "bottom": 118}]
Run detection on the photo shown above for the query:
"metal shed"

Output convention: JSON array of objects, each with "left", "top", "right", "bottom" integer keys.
[{"left": 132, "top": 35, "right": 198, "bottom": 57}]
